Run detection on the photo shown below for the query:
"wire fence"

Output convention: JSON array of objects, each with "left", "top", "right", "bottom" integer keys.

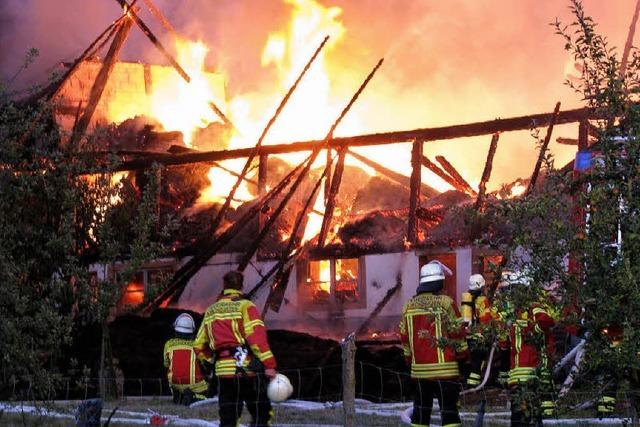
[{"left": 6, "top": 362, "right": 640, "bottom": 421}]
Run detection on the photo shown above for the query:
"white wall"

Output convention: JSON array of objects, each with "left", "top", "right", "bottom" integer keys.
[{"left": 173, "top": 248, "right": 474, "bottom": 337}]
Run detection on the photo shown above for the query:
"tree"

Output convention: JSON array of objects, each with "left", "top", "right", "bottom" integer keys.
[
  {"left": 0, "top": 68, "right": 167, "bottom": 399},
  {"left": 474, "top": 0, "right": 640, "bottom": 415}
]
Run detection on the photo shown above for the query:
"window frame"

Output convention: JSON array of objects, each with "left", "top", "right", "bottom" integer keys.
[{"left": 298, "top": 257, "right": 367, "bottom": 310}]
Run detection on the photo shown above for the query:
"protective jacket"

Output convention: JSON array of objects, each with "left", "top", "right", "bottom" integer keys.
[
  {"left": 508, "top": 304, "right": 554, "bottom": 386},
  {"left": 194, "top": 289, "right": 276, "bottom": 377},
  {"left": 399, "top": 292, "right": 468, "bottom": 380},
  {"left": 163, "top": 338, "right": 208, "bottom": 393}
]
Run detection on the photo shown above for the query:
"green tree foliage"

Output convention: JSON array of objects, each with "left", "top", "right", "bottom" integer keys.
[
  {"left": 0, "top": 72, "right": 167, "bottom": 398},
  {"left": 475, "top": 0, "right": 640, "bottom": 399}
]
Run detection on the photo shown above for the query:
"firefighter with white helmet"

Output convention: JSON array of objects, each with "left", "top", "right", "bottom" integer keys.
[
  {"left": 163, "top": 313, "right": 209, "bottom": 405},
  {"left": 460, "top": 273, "right": 493, "bottom": 387},
  {"left": 399, "top": 261, "right": 468, "bottom": 427},
  {"left": 497, "top": 269, "right": 556, "bottom": 425}
]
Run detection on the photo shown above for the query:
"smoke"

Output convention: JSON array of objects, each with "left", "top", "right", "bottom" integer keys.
[{"left": 0, "top": 0, "right": 636, "bottom": 189}]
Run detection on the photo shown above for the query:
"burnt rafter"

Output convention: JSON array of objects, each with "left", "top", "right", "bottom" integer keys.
[
  {"left": 434, "top": 155, "right": 477, "bottom": 196},
  {"left": 71, "top": 18, "right": 134, "bottom": 144},
  {"left": 236, "top": 57, "right": 384, "bottom": 272},
  {"left": 475, "top": 133, "right": 500, "bottom": 211},
  {"left": 346, "top": 149, "right": 438, "bottom": 197},
  {"left": 317, "top": 148, "right": 346, "bottom": 248},
  {"left": 526, "top": 102, "right": 561, "bottom": 197},
  {"left": 112, "top": 106, "right": 599, "bottom": 172}
]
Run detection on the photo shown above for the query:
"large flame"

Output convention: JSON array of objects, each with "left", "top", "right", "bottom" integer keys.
[{"left": 150, "top": 39, "right": 221, "bottom": 146}]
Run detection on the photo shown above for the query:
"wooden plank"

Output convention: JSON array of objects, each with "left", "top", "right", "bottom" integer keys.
[
  {"left": 420, "top": 155, "right": 462, "bottom": 192},
  {"left": 578, "top": 119, "right": 589, "bottom": 151},
  {"left": 141, "top": 0, "right": 178, "bottom": 37},
  {"left": 236, "top": 57, "right": 384, "bottom": 272},
  {"left": 318, "top": 148, "right": 345, "bottom": 248},
  {"left": 113, "top": 106, "right": 598, "bottom": 172},
  {"left": 341, "top": 333, "right": 356, "bottom": 427},
  {"left": 407, "top": 140, "right": 422, "bottom": 243},
  {"left": 115, "top": 0, "right": 191, "bottom": 82},
  {"left": 526, "top": 102, "right": 561, "bottom": 196},
  {"left": 209, "top": 36, "right": 330, "bottom": 237},
  {"left": 620, "top": 0, "right": 640, "bottom": 77},
  {"left": 347, "top": 149, "right": 438, "bottom": 197},
  {"left": 435, "top": 155, "right": 477, "bottom": 196},
  {"left": 474, "top": 133, "right": 500, "bottom": 211},
  {"left": 355, "top": 274, "right": 402, "bottom": 336},
  {"left": 71, "top": 18, "right": 133, "bottom": 144}
]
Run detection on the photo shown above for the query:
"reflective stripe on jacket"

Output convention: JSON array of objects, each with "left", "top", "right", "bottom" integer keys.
[
  {"left": 399, "top": 293, "right": 467, "bottom": 380},
  {"left": 508, "top": 305, "right": 554, "bottom": 386},
  {"left": 163, "top": 338, "right": 207, "bottom": 391},
  {"left": 193, "top": 289, "right": 276, "bottom": 377}
]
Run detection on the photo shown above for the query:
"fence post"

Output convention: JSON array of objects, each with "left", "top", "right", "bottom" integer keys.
[{"left": 341, "top": 333, "right": 356, "bottom": 427}]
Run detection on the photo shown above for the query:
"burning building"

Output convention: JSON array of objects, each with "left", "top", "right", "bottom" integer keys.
[{"left": 37, "top": 0, "right": 601, "bottom": 340}]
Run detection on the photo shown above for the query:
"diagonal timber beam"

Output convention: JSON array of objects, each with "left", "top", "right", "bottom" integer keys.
[
  {"left": 435, "top": 155, "right": 477, "bottom": 196},
  {"left": 347, "top": 149, "right": 438, "bottom": 197},
  {"left": 71, "top": 18, "right": 133, "bottom": 144}
]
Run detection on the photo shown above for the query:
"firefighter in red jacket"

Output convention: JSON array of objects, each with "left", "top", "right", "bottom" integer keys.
[
  {"left": 500, "top": 271, "right": 555, "bottom": 426},
  {"left": 194, "top": 270, "right": 277, "bottom": 427},
  {"left": 164, "top": 313, "right": 209, "bottom": 405},
  {"left": 399, "top": 261, "right": 468, "bottom": 427},
  {"left": 460, "top": 273, "right": 494, "bottom": 387}
]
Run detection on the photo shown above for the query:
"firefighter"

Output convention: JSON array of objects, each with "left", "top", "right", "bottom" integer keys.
[
  {"left": 460, "top": 273, "right": 493, "bottom": 388},
  {"left": 399, "top": 261, "right": 468, "bottom": 427},
  {"left": 194, "top": 270, "right": 277, "bottom": 427},
  {"left": 163, "top": 313, "right": 209, "bottom": 405},
  {"left": 500, "top": 270, "right": 555, "bottom": 427}
]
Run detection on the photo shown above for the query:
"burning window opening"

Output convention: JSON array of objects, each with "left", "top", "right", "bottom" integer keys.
[
  {"left": 300, "top": 257, "right": 365, "bottom": 308},
  {"left": 116, "top": 264, "right": 175, "bottom": 308}
]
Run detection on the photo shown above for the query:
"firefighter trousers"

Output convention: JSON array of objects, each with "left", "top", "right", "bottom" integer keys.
[
  {"left": 411, "top": 379, "right": 462, "bottom": 427},
  {"left": 218, "top": 375, "right": 272, "bottom": 427}
]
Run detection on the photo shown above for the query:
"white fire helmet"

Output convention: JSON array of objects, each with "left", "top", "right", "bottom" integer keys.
[
  {"left": 499, "top": 270, "right": 531, "bottom": 288},
  {"left": 267, "top": 373, "right": 293, "bottom": 403},
  {"left": 173, "top": 313, "right": 196, "bottom": 334},
  {"left": 468, "top": 274, "right": 486, "bottom": 291},
  {"left": 419, "top": 261, "right": 446, "bottom": 284}
]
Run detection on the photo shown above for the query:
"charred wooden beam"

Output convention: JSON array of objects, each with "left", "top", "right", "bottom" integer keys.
[
  {"left": 620, "top": 0, "right": 640, "bottom": 77},
  {"left": 141, "top": 0, "right": 178, "bottom": 37},
  {"left": 420, "top": 155, "right": 462, "bottom": 192},
  {"left": 324, "top": 148, "right": 333, "bottom": 205},
  {"left": 317, "top": 148, "right": 345, "bottom": 248},
  {"left": 556, "top": 137, "right": 578, "bottom": 146},
  {"left": 113, "top": 106, "right": 599, "bottom": 172},
  {"left": 208, "top": 102, "right": 238, "bottom": 133},
  {"left": 355, "top": 273, "right": 403, "bottom": 336},
  {"left": 526, "top": 102, "right": 561, "bottom": 197},
  {"left": 115, "top": 0, "right": 191, "bottom": 82},
  {"left": 435, "top": 155, "right": 477, "bottom": 196},
  {"left": 347, "top": 149, "right": 438, "bottom": 197},
  {"left": 578, "top": 119, "right": 589, "bottom": 151},
  {"left": 237, "top": 57, "right": 384, "bottom": 271},
  {"left": 407, "top": 141, "right": 422, "bottom": 243},
  {"left": 71, "top": 18, "right": 133, "bottom": 144},
  {"left": 142, "top": 159, "right": 309, "bottom": 312},
  {"left": 474, "top": 133, "right": 500, "bottom": 211},
  {"left": 258, "top": 154, "right": 268, "bottom": 230},
  {"left": 209, "top": 36, "right": 329, "bottom": 237}
]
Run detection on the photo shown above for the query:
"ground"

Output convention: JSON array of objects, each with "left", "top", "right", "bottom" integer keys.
[{"left": 0, "top": 397, "right": 632, "bottom": 426}]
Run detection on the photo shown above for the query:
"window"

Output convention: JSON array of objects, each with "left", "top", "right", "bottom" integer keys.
[
  {"left": 299, "top": 258, "right": 366, "bottom": 309},
  {"left": 115, "top": 263, "right": 175, "bottom": 307}
]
